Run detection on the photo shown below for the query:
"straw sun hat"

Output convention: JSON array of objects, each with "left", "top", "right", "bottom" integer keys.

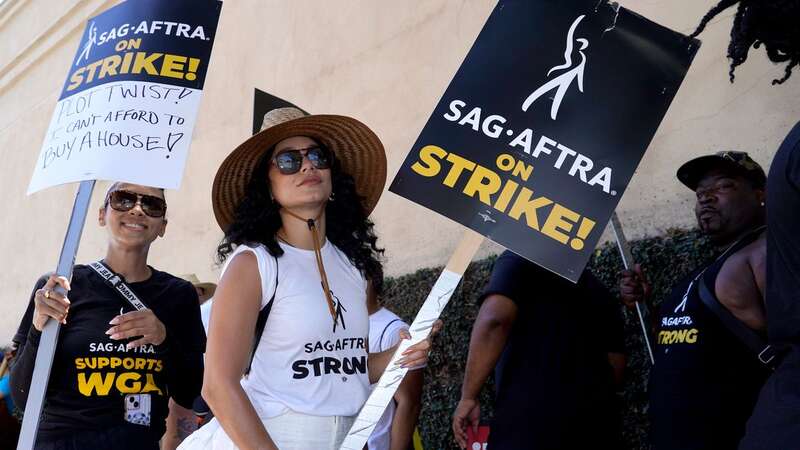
[
  {"left": 179, "top": 274, "right": 217, "bottom": 298},
  {"left": 212, "top": 107, "right": 387, "bottom": 231}
]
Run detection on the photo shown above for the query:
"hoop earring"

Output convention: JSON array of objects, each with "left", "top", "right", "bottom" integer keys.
[{"left": 329, "top": 192, "right": 336, "bottom": 202}]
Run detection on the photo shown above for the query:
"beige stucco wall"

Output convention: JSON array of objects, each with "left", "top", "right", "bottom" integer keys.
[{"left": 0, "top": 0, "right": 797, "bottom": 344}]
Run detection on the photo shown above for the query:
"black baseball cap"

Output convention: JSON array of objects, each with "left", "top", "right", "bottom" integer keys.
[{"left": 677, "top": 151, "right": 766, "bottom": 191}]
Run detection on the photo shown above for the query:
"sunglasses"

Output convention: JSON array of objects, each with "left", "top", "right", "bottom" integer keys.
[
  {"left": 272, "top": 146, "right": 332, "bottom": 175},
  {"left": 106, "top": 190, "right": 167, "bottom": 218}
]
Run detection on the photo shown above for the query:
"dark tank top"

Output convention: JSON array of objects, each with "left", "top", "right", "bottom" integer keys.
[{"left": 649, "top": 228, "right": 769, "bottom": 450}]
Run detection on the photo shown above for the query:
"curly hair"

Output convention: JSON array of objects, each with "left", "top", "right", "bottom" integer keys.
[
  {"left": 690, "top": 0, "right": 800, "bottom": 85},
  {"left": 216, "top": 146, "right": 385, "bottom": 294}
]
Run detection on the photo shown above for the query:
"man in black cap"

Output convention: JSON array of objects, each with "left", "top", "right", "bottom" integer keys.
[
  {"left": 621, "top": 151, "right": 772, "bottom": 450},
  {"left": 686, "top": 2, "right": 800, "bottom": 447}
]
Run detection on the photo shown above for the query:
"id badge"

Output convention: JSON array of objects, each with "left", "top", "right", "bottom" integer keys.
[{"left": 123, "top": 393, "right": 151, "bottom": 426}]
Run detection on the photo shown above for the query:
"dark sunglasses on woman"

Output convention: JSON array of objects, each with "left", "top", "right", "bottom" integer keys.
[
  {"left": 272, "top": 146, "right": 332, "bottom": 175},
  {"left": 106, "top": 190, "right": 168, "bottom": 218}
]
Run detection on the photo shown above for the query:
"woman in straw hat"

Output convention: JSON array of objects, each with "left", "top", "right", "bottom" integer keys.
[{"left": 180, "top": 106, "right": 438, "bottom": 450}]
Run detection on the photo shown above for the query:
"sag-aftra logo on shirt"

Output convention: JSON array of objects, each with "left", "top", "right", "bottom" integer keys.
[
  {"left": 658, "top": 315, "right": 700, "bottom": 345},
  {"left": 74, "top": 342, "right": 164, "bottom": 396},
  {"left": 292, "top": 337, "right": 367, "bottom": 379}
]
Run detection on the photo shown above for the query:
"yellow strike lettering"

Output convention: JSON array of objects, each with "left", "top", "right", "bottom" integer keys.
[
  {"left": 463, "top": 165, "right": 501, "bottom": 205},
  {"left": 511, "top": 160, "right": 533, "bottom": 181},
  {"left": 83, "top": 60, "right": 104, "bottom": 84},
  {"left": 507, "top": 187, "right": 553, "bottom": 230},
  {"left": 74, "top": 358, "right": 85, "bottom": 370},
  {"left": 135, "top": 358, "right": 146, "bottom": 370},
  {"left": 110, "top": 357, "right": 122, "bottom": 368},
  {"left": 116, "top": 372, "right": 142, "bottom": 393},
  {"left": 98, "top": 55, "right": 122, "bottom": 79},
  {"left": 161, "top": 54, "right": 187, "bottom": 78},
  {"left": 78, "top": 372, "right": 115, "bottom": 396},
  {"left": 97, "top": 357, "right": 110, "bottom": 369},
  {"left": 156, "top": 360, "right": 164, "bottom": 372},
  {"left": 676, "top": 329, "right": 688, "bottom": 343},
  {"left": 686, "top": 328, "right": 698, "bottom": 343},
  {"left": 123, "top": 358, "right": 135, "bottom": 370},
  {"left": 443, "top": 153, "right": 476, "bottom": 188},
  {"left": 120, "top": 52, "right": 134, "bottom": 74},
  {"left": 493, "top": 179, "right": 519, "bottom": 213},
  {"left": 126, "top": 38, "right": 142, "bottom": 50},
  {"left": 67, "top": 68, "right": 86, "bottom": 91},
  {"left": 541, "top": 204, "right": 580, "bottom": 245},
  {"left": 411, "top": 145, "right": 447, "bottom": 177},
  {"left": 495, "top": 154, "right": 515, "bottom": 171},
  {"left": 132, "top": 52, "right": 163, "bottom": 76},
  {"left": 141, "top": 373, "right": 163, "bottom": 395}
]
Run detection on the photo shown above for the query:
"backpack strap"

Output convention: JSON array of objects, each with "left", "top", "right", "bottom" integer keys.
[
  {"left": 697, "top": 276, "right": 782, "bottom": 369},
  {"left": 245, "top": 255, "right": 278, "bottom": 375}
]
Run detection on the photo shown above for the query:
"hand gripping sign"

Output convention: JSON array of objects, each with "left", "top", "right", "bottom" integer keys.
[
  {"left": 19, "top": 2, "right": 220, "bottom": 449},
  {"left": 341, "top": 1, "right": 698, "bottom": 448}
]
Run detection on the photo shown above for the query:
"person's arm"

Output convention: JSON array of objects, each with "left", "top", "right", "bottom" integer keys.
[
  {"left": 619, "top": 264, "right": 652, "bottom": 309},
  {"left": 747, "top": 232, "right": 767, "bottom": 304},
  {"left": 9, "top": 275, "right": 63, "bottom": 410},
  {"left": 591, "top": 273, "right": 628, "bottom": 388},
  {"left": 367, "top": 322, "right": 441, "bottom": 384},
  {"left": 161, "top": 399, "right": 197, "bottom": 450},
  {"left": 452, "top": 294, "right": 518, "bottom": 449},
  {"left": 201, "top": 252, "right": 276, "bottom": 450},
  {"left": 715, "top": 235, "right": 767, "bottom": 331},
  {"left": 159, "top": 285, "right": 205, "bottom": 449},
  {"left": 607, "top": 352, "right": 626, "bottom": 387},
  {"left": 389, "top": 368, "right": 423, "bottom": 450}
]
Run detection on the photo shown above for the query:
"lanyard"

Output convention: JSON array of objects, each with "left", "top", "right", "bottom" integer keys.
[{"left": 88, "top": 260, "right": 149, "bottom": 312}]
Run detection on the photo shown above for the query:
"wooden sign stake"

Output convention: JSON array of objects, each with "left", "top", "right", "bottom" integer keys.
[
  {"left": 17, "top": 180, "right": 95, "bottom": 450},
  {"left": 610, "top": 212, "right": 655, "bottom": 364},
  {"left": 340, "top": 229, "right": 484, "bottom": 449}
]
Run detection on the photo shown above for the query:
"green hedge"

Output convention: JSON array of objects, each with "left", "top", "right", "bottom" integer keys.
[{"left": 380, "top": 228, "right": 717, "bottom": 450}]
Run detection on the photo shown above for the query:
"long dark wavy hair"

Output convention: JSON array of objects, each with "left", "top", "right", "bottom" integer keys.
[
  {"left": 216, "top": 145, "right": 385, "bottom": 293},
  {"left": 691, "top": 0, "right": 800, "bottom": 85}
]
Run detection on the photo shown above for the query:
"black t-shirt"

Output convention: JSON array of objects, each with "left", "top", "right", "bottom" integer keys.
[
  {"left": 648, "top": 250, "right": 769, "bottom": 450},
  {"left": 10, "top": 265, "right": 206, "bottom": 446},
  {"left": 480, "top": 251, "right": 625, "bottom": 450},
  {"left": 766, "top": 121, "right": 800, "bottom": 344}
]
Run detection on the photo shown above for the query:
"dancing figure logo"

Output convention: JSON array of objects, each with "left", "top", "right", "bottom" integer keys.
[
  {"left": 76, "top": 22, "right": 98, "bottom": 66},
  {"left": 522, "top": 15, "right": 588, "bottom": 120}
]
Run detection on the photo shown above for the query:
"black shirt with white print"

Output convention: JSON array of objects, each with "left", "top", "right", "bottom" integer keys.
[
  {"left": 649, "top": 234, "right": 769, "bottom": 450},
  {"left": 10, "top": 265, "right": 205, "bottom": 447}
]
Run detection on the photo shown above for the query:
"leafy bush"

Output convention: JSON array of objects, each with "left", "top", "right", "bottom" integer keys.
[{"left": 381, "top": 228, "right": 717, "bottom": 450}]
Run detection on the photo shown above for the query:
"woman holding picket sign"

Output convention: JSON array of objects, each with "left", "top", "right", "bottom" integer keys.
[
  {"left": 179, "top": 106, "right": 439, "bottom": 450},
  {"left": 10, "top": 182, "right": 205, "bottom": 450}
]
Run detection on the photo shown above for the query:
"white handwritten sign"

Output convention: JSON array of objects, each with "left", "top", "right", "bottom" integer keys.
[
  {"left": 28, "top": 82, "right": 201, "bottom": 193},
  {"left": 27, "top": 0, "right": 221, "bottom": 194}
]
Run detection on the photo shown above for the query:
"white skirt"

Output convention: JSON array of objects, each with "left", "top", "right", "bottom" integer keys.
[{"left": 177, "top": 410, "right": 355, "bottom": 450}]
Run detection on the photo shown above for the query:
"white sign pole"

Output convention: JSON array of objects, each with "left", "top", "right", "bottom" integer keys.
[
  {"left": 610, "top": 212, "right": 655, "bottom": 364},
  {"left": 340, "top": 229, "right": 485, "bottom": 450},
  {"left": 17, "top": 180, "right": 96, "bottom": 450}
]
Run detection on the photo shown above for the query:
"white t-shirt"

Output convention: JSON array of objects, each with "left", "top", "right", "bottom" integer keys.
[
  {"left": 220, "top": 241, "right": 370, "bottom": 418},
  {"left": 367, "top": 307, "right": 409, "bottom": 450},
  {"left": 200, "top": 298, "right": 213, "bottom": 334}
]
